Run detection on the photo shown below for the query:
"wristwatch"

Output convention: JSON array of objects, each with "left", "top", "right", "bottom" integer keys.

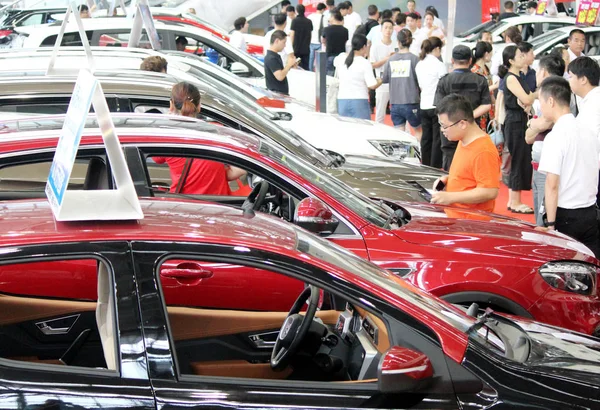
[{"left": 545, "top": 220, "right": 556, "bottom": 227}]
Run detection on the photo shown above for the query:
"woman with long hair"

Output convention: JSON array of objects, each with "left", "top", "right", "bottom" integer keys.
[
  {"left": 471, "top": 41, "right": 497, "bottom": 131},
  {"left": 415, "top": 36, "right": 446, "bottom": 167},
  {"left": 498, "top": 45, "right": 538, "bottom": 214},
  {"left": 335, "top": 33, "right": 382, "bottom": 119},
  {"left": 153, "top": 82, "right": 246, "bottom": 195}
]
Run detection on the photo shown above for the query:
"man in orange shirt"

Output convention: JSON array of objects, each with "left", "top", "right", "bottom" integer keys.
[{"left": 430, "top": 94, "right": 500, "bottom": 212}]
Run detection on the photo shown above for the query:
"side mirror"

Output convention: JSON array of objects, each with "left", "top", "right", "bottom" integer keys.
[
  {"left": 293, "top": 197, "right": 339, "bottom": 236},
  {"left": 378, "top": 346, "right": 433, "bottom": 394},
  {"left": 231, "top": 62, "right": 252, "bottom": 77}
]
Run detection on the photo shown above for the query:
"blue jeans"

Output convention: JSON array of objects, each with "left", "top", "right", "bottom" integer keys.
[
  {"left": 326, "top": 55, "right": 336, "bottom": 76},
  {"left": 391, "top": 103, "right": 422, "bottom": 128},
  {"left": 309, "top": 43, "right": 321, "bottom": 72},
  {"left": 532, "top": 168, "right": 546, "bottom": 226},
  {"left": 338, "top": 99, "right": 371, "bottom": 120}
]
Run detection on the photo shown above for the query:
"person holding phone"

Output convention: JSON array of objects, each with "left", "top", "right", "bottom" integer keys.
[
  {"left": 264, "top": 30, "right": 298, "bottom": 95},
  {"left": 431, "top": 94, "right": 500, "bottom": 213}
]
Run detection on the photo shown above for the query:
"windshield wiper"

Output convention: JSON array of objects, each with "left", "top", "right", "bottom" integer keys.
[{"left": 379, "top": 200, "right": 410, "bottom": 229}]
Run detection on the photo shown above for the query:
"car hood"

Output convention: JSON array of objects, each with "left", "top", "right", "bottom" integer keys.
[
  {"left": 391, "top": 202, "right": 596, "bottom": 259},
  {"left": 515, "top": 319, "right": 600, "bottom": 378},
  {"left": 323, "top": 161, "right": 445, "bottom": 203}
]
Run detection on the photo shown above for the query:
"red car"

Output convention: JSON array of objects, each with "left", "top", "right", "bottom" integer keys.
[
  {"left": 0, "top": 113, "right": 599, "bottom": 336},
  {"left": 154, "top": 12, "right": 264, "bottom": 56}
]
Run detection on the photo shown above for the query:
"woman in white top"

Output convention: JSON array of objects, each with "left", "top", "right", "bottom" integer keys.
[
  {"left": 335, "top": 33, "right": 382, "bottom": 119},
  {"left": 415, "top": 36, "right": 446, "bottom": 167}
]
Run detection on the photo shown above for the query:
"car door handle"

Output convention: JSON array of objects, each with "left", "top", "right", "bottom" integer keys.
[{"left": 161, "top": 266, "right": 214, "bottom": 280}]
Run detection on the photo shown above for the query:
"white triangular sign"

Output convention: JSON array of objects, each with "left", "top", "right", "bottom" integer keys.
[
  {"left": 128, "top": 0, "right": 161, "bottom": 50},
  {"left": 47, "top": 1, "right": 95, "bottom": 75},
  {"left": 45, "top": 69, "right": 144, "bottom": 221}
]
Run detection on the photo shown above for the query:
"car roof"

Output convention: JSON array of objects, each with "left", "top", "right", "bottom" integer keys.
[
  {"left": 0, "top": 197, "right": 301, "bottom": 250},
  {"left": 549, "top": 24, "right": 600, "bottom": 34},
  {"left": 0, "top": 113, "right": 261, "bottom": 150},
  {"left": 499, "top": 14, "right": 576, "bottom": 25}
]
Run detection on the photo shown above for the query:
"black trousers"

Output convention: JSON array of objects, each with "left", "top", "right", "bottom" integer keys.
[
  {"left": 421, "top": 109, "right": 442, "bottom": 168},
  {"left": 297, "top": 54, "right": 309, "bottom": 71},
  {"left": 505, "top": 110, "right": 532, "bottom": 191},
  {"left": 556, "top": 205, "right": 600, "bottom": 258}
]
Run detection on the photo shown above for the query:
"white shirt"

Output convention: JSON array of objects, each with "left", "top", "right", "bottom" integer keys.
[
  {"left": 308, "top": 12, "right": 325, "bottom": 44},
  {"left": 285, "top": 16, "right": 292, "bottom": 34},
  {"left": 433, "top": 16, "right": 445, "bottom": 33},
  {"left": 229, "top": 30, "right": 247, "bottom": 52},
  {"left": 415, "top": 54, "right": 447, "bottom": 109},
  {"left": 335, "top": 55, "right": 378, "bottom": 99},
  {"left": 568, "top": 48, "right": 585, "bottom": 64},
  {"left": 539, "top": 113, "right": 600, "bottom": 209},
  {"left": 577, "top": 86, "right": 600, "bottom": 165},
  {"left": 369, "top": 37, "right": 395, "bottom": 78},
  {"left": 263, "top": 28, "right": 293, "bottom": 63},
  {"left": 491, "top": 42, "right": 514, "bottom": 77},
  {"left": 344, "top": 11, "right": 362, "bottom": 40},
  {"left": 409, "top": 28, "right": 424, "bottom": 56},
  {"left": 322, "top": 9, "right": 331, "bottom": 28},
  {"left": 367, "top": 24, "right": 381, "bottom": 44}
]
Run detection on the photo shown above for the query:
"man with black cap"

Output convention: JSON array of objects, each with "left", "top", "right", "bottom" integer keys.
[{"left": 434, "top": 44, "right": 492, "bottom": 170}]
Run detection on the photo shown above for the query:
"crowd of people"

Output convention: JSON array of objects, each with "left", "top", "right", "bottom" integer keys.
[{"left": 158, "top": 0, "right": 600, "bottom": 258}]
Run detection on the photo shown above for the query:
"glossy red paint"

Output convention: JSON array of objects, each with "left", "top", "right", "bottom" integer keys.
[
  {"left": 154, "top": 15, "right": 264, "bottom": 56},
  {"left": 0, "top": 126, "right": 599, "bottom": 342},
  {"left": 154, "top": 15, "right": 229, "bottom": 42},
  {"left": 0, "top": 198, "right": 470, "bottom": 363},
  {"left": 380, "top": 346, "right": 433, "bottom": 380}
]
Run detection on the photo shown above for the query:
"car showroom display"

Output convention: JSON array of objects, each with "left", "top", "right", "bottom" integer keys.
[{"left": 0, "top": 113, "right": 598, "bottom": 337}]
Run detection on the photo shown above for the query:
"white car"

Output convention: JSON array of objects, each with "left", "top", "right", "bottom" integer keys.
[
  {"left": 15, "top": 17, "right": 337, "bottom": 108},
  {"left": 457, "top": 15, "right": 576, "bottom": 51},
  {"left": 0, "top": 47, "right": 419, "bottom": 162},
  {"left": 531, "top": 24, "right": 600, "bottom": 61}
]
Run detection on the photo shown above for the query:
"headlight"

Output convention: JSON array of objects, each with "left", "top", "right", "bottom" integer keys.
[
  {"left": 539, "top": 261, "right": 599, "bottom": 296},
  {"left": 369, "top": 140, "right": 421, "bottom": 160}
]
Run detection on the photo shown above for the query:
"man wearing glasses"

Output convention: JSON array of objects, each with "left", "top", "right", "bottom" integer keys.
[{"left": 430, "top": 94, "right": 500, "bottom": 213}]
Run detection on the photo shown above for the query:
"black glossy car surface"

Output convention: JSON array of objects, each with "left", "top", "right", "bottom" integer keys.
[{"left": 1, "top": 198, "right": 600, "bottom": 409}]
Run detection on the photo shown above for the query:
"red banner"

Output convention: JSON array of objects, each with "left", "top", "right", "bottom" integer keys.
[
  {"left": 481, "top": 0, "right": 500, "bottom": 22},
  {"left": 299, "top": 0, "right": 319, "bottom": 15},
  {"left": 576, "top": 0, "right": 600, "bottom": 25}
]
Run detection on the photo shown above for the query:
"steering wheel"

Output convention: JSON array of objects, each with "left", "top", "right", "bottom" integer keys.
[
  {"left": 242, "top": 180, "right": 269, "bottom": 211},
  {"left": 271, "top": 285, "right": 320, "bottom": 370}
]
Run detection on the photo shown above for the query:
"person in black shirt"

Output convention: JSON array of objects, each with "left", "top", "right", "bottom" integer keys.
[
  {"left": 364, "top": 5, "right": 380, "bottom": 35},
  {"left": 434, "top": 45, "right": 492, "bottom": 170},
  {"left": 264, "top": 30, "right": 297, "bottom": 95},
  {"left": 290, "top": 4, "right": 313, "bottom": 70},
  {"left": 498, "top": 1, "right": 519, "bottom": 20},
  {"left": 321, "top": 10, "right": 348, "bottom": 75}
]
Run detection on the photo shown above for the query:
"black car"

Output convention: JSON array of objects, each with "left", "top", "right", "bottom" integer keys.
[{"left": 0, "top": 197, "right": 600, "bottom": 409}]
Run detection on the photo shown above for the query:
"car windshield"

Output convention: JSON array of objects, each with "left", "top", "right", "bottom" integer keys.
[
  {"left": 294, "top": 229, "right": 477, "bottom": 332},
  {"left": 531, "top": 30, "right": 565, "bottom": 51},
  {"left": 457, "top": 20, "right": 496, "bottom": 38},
  {"left": 259, "top": 142, "right": 390, "bottom": 227}
]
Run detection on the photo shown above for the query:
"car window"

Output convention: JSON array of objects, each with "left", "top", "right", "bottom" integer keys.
[
  {"left": 0, "top": 257, "right": 117, "bottom": 371},
  {"left": 96, "top": 30, "right": 162, "bottom": 48},
  {"left": 40, "top": 31, "right": 93, "bottom": 46},
  {"left": 17, "top": 12, "right": 43, "bottom": 26},
  {"left": 0, "top": 159, "right": 84, "bottom": 191}
]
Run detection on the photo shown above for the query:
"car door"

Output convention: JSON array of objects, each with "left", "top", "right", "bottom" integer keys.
[
  {"left": 133, "top": 241, "right": 461, "bottom": 409},
  {"left": 0, "top": 242, "right": 155, "bottom": 409}
]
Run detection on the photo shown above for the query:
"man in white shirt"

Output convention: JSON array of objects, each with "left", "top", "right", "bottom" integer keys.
[
  {"left": 367, "top": 9, "right": 392, "bottom": 46},
  {"left": 568, "top": 56, "right": 600, "bottom": 206},
  {"left": 538, "top": 76, "right": 600, "bottom": 257},
  {"left": 406, "top": 13, "right": 422, "bottom": 56},
  {"left": 343, "top": 1, "right": 362, "bottom": 41},
  {"left": 369, "top": 19, "right": 395, "bottom": 123},
  {"left": 567, "top": 28, "right": 586, "bottom": 64},
  {"left": 308, "top": 3, "right": 326, "bottom": 71},
  {"left": 322, "top": 0, "right": 335, "bottom": 28},
  {"left": 230, "top": 17, "right": 249, "bottom": 52},
  {"left": 264, "top": 13, "right": 294, "bottom": 64}
]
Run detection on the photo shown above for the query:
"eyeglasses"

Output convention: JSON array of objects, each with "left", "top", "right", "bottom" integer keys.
[{"left": 439, "top": 119, "right": 466, "bottom": 130}]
